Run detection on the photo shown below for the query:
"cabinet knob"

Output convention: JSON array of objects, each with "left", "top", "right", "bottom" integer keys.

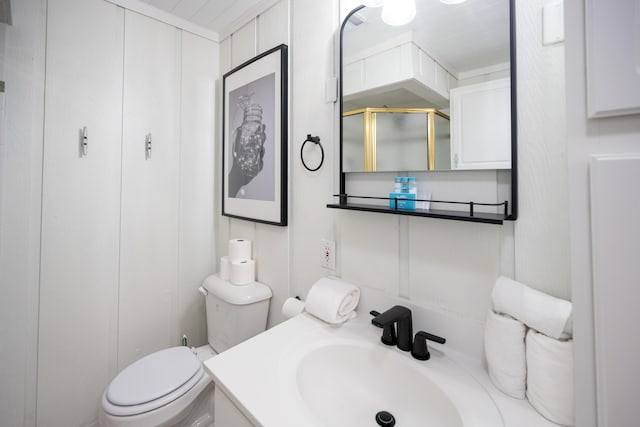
[
  {"left": 145, "top": 133, "right": 152, "bottom": 159},
  {"left": 81, "top": 126, "right": 88, "bottom": 157}
]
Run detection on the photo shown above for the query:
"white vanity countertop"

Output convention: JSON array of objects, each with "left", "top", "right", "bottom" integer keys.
[{"left": 204, "top": 312, "right": 558, "bottom": 427}]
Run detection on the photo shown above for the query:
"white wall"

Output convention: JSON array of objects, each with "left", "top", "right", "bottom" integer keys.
[
  {"left": 514, "top": 0, "right": 570, "bottom": 300},
  {"left": 219, "top": 0, "right": 570, "bottom": 361},
  {"left": 216, "top": 0, "right": 292, "bottom": 329},
  {"left": 0, "top": 1, "right": 46, "bottom": 426},
  {"left": 565, "top": 1, "right": 640, "bottom": 426}
]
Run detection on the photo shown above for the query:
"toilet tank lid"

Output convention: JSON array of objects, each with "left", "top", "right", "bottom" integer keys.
[{"left": 203, "top": 274, "right": 272, "bottom": 305}]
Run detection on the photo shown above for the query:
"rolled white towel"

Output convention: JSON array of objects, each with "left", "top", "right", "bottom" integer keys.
[
  {"left": 492, "top": 276, "right": 573, "bottom": 339},
  {"left": 526, "top": 329, "right": 574, "bottom": 426},
  {"left": 305, "top": 277, "right": 360, "bottom": 325},
  {"left": 484, "top": 309, "right": 527, "bottom": 399}
]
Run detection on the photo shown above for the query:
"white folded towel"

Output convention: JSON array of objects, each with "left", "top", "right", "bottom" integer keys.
[
  {"left": 304, "top": 277, "right": 360, "bottom": 325},
  {"left": 526, "top": 330, "right": 575, "bottom": 426},
  {"left": 492, "top": 276, "right": 573, "bottom": 339},
  {"left": 484, "top": 309, "right": 527, "bottom": 399}
]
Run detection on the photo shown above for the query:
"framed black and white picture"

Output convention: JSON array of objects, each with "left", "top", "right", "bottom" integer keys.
[{"left": 222, "top": 44, "right": 288, "bottom": 226}]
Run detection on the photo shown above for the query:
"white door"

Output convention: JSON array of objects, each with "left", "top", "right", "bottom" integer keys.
[
  {"left": 38, "top": 0, "right": 124, "bottom": 425},
  {"left": 118, "top": 10, "right": 181, "bottom": 370}
]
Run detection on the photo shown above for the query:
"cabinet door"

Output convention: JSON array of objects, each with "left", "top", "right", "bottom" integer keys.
[
  {"left": 450, "top": 78, "right": 511, "bottom": 170},
  {"left": 118, "top": 10, "right": 181, "bottom": 370},
  {"left": 38, "top": 0, "right": 124, "bottom": 425},
  {"left": 178, "top": 32, "right": 218, "bottom": 347}
]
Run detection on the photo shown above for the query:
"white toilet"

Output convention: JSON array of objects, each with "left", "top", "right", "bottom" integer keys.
[{"left": 99, "top": 275, "right": 272, "bottom": 427}]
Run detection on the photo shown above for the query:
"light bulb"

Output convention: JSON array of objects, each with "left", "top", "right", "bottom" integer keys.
[{"left": 381, "top": 0, "right": 416, "bottom": 26}]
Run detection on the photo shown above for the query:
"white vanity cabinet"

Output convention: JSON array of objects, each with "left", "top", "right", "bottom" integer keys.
[
  {"left": 449, "top": 78, "right": 511, "bottom": 170},
  {"left": 215, "top": 390, "right": 256, "bottom": 427},
  {"left": 38, "top": 1, "right": 217, "bottom": 425}
]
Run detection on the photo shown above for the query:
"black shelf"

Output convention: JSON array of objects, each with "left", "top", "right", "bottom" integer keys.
[{"left": 327, "top": 203, "right": 506, "bottom": 224}]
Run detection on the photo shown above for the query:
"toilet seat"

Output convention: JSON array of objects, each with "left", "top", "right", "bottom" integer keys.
[{"left": 102, "top": 347, "right": 203, "bottom": 416}]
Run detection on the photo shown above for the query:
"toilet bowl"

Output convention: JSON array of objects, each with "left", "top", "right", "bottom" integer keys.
[{"left": 99, "top": 276, "right": 271, "bottom": 427}]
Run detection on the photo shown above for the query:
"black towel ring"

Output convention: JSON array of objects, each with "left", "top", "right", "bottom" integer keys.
[{"left": 300, "top": 134, "right": 324, "bottom": 172}]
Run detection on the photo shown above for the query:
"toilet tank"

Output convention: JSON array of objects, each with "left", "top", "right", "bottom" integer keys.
[{"left": 202, "top": 275, "right": 272, "bottom": 353}]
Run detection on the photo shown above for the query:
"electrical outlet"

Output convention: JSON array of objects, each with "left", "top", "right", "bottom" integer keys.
[{"left": 321, "top": 239, "right": 336, "bottom": 270}]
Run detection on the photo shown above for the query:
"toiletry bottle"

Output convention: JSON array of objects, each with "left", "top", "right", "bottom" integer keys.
[
  {"left": 401, "top": 177, "right": 409, "bottom": 193},
  {"left": 408, "top": 177, "right": 417, "bottom": 194},
  {"left": 394, "top": 177, "right": 403, "bottom": 193}
]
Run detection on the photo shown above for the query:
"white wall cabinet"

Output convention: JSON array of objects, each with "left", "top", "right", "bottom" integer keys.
[
  {"left": 39, "top": 0, "right": 124, "bottom": 425},
  {"left": 38, "top": 1, "right": 217, "bottom": 425},
  {"left": 118, "top": 9, "right": 182, "bottom": 371},
  {"left": 450, "top": 78, "right": 511, "bottom": 170}
]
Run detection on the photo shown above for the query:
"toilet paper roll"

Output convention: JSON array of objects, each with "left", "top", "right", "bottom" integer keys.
[
  {"left": 229, "top": 259, "right": 255, "bottom": 285},
  {"left": 228, "top": 238, "right": 252, "bottom": 263},
  {"left": 282, "top": 297, "right": 306, "bottom": 319},
  {"left": 219, "top": 256, "right": 230, "bottom": 280}
]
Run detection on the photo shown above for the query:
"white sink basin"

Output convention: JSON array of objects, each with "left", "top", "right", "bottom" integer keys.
[
  {"left": 296, "top": 341, "right": 463, "bottom": 426},
  {"left": 206, "top": 313, "right": 511, "bottom": 427}
]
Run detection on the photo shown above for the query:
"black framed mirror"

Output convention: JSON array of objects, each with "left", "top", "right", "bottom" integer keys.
[{"left": 329, "top": 0, "right": 517, "bottom": 223}]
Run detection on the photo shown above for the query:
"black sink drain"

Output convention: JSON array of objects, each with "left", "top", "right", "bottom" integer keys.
[{"left": 375, "top": 410, "right": 396, "bottom": 426}]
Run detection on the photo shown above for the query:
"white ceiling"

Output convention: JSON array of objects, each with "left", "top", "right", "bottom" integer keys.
[
  {"left": 136, "top": 0, "right": 271, "bottom": 38},
  {"left": 127, "top": 0, "right": 509, "bottom": 76}
]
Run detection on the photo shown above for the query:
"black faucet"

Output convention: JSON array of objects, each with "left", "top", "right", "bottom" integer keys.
[{"left": 371, "top": 305, "right": 413, "bottom": 351}]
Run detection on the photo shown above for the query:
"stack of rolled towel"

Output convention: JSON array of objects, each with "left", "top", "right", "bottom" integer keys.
[
  {"left": 281, "top": 277, "right": 360, "bottom": 325},
  {"left": 484, "top": 276, "right": 574, "bottom": 426}
]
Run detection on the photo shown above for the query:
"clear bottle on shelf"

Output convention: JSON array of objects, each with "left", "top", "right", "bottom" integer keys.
[
  {"left": 400, "top": 177, "right": 409, "bottom": 193},
  {"left": 394, "top": 176, "right": 403, "bottom": 193},
  {"left": 408, "top": 177, "right": 417, "bottom": 194}
]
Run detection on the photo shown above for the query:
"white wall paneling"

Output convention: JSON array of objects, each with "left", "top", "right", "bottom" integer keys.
[
  {"left": 218, "top": 0, "right": 291, "bottom": 327},
  {"left": 408, "top": 219, "right": 501, "bottom": 357},
  {"left": 566, "top": 1, "right": 640, "bottom": 424},
  {"left": 118, "top": 10, "right": 181, "bottom": 370},
  {"left": 0, "top": 0, "right": 47, "bottom": 425},
  {"left": 339, "top": 211, "right": 400, "bottom": 294},
  {"left": 257, "top": 0, "right": 289, "bottom": 54},
  {"left": 37, "top": 0, "right": 124, "bottom": 425},
  {"left": 585, "top": 0, "right": 640, "bottom": 117},
  {"left": 290, "top": 0, "right": 338, "bottom": 302},
  {"left": 178, "top": 31, "right": 219, "bottom": 348},
  {"left": 590, "top": 155, "right": 640, "bottom": 427},
  {"left": 513, "top": 0, "right": 570, "bottom": 299},
  {"left": 255, "top": 225, "right": 290, "bottom": 327},
  {"left": 230, "top": 19, "right": 257, "bottom": 68}
]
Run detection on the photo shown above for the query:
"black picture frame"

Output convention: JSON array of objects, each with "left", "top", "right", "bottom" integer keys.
[{"left": 222, "top": 44, "right": 288, "bottom": 226}]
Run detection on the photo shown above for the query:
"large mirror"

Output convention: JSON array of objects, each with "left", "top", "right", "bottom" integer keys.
[
  {"left": 336, "top": 0, "right": 517, "bottom": 221},
  {"left": 341, "top": 0, "right": 513, "bottom": 173}
]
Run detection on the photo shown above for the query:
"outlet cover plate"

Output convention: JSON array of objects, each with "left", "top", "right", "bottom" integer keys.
[{"left": 321, "top": 239, "right": 336, "bottom": 270}]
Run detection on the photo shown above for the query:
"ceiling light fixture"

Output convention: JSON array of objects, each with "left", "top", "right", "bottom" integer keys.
[
  {"left": 362, "top": 0, "right": 385, "bottom": 7},
  {"left": 381, "top": 0, "right": 416, "bottom": 26},
  {"left": 440, "top": 0, "right": 467, "bottom": 4}
]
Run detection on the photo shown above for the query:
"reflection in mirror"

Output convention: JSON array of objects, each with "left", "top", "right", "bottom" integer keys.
[
  {"left": 343, "top": 108, "right": 450, "bottom": 172},
  {"left": 342, "top": 0, "right": 511, "bottom": 172}
]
